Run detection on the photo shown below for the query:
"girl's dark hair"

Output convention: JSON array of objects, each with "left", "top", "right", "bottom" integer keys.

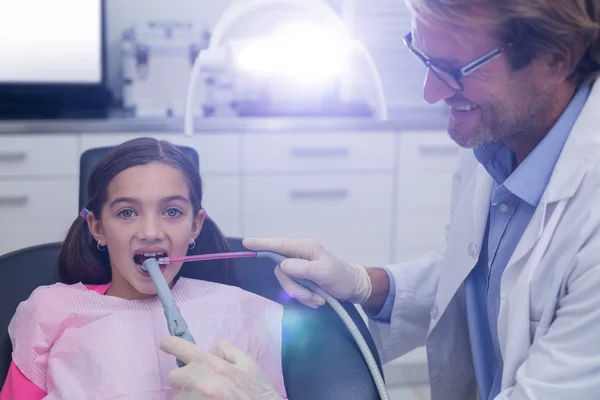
[{"left": 58, "top": 137, "right": 238, "bottom": 287}]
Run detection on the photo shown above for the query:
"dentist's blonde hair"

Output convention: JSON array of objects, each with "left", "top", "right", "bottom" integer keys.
[{"left": 405, "top": 0, "right": 600, "bottom": 86}]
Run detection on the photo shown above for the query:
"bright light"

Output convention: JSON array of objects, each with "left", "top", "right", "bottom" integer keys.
[{"left": 235, "top": 21, "right": 355, "bottom": 84}]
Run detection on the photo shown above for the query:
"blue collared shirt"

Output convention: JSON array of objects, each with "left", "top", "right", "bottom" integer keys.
[{"left": 367, "top": 83, "right": 591, "bottom": 399}]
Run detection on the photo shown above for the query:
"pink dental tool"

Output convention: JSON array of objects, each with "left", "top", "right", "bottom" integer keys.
[
  {"left": 157, "top": 251, "right": 260, "bottom": 264},
  {"left": 158, "top": 250, "right": 313, "bottom": 293}
]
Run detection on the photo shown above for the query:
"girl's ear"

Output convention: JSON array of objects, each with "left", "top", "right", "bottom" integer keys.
[
  {"left": 191, "top": 209, "right": 206, "bottom": 240},
  {"left": 87, "top": 211, "right": 104, "bottom": 244}
]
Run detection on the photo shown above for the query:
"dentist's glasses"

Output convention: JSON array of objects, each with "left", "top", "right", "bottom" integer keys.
[{"left": 402, "top": 32, "right": 507, "bottom": 91}]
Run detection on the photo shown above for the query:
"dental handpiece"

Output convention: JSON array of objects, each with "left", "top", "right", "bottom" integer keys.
[{"left": 141, "top": 258, "right": 195, "bottom": 368}]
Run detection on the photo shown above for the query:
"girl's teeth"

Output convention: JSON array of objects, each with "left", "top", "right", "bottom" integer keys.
[{"left": 454, "top": 104, "right": 477, "bottom": 111}]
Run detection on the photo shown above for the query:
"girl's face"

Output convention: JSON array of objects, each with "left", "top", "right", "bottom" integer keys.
[{"left": 88, "top": 162, "right": 204, "bottom": 300}]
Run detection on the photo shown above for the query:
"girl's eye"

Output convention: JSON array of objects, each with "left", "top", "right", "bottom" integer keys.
[
  {"left": 165, "top": 208, "right": 182, "bottom": 217},
  {"left": 118, "top": 209, "right": 136, "bottom": 218}
]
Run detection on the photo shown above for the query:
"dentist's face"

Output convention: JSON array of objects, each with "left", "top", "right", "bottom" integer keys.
[
  {"left": 89, "top": 162, "right": 204, "bottom": 300},
  {"left": 413, "top": 10, "right": 556, "bottom": 149}
]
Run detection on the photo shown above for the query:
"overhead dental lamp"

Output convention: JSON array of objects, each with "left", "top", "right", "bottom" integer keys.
[{"left": 184, "top": 0, "right": 387, "bottom": 136}]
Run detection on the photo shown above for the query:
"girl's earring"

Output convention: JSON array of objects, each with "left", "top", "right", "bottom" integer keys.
[
  {"left": 188, "top": 239, "right": 196, "bottom": 250},
  {"left": 97, "top": 240, "right": 106, "bottom": 251}
]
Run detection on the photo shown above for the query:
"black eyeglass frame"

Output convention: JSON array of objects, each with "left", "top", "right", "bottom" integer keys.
[{"left": 403, "top": 32, "right": 508, "bottom": 91}]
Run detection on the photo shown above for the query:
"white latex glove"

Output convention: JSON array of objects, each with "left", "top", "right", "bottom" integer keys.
[
  {"left": 160, "top": 336, "right": 283, "bottom": 400},
  {"left": 243, "top": 238, "right": 372, "bottom": 308}
]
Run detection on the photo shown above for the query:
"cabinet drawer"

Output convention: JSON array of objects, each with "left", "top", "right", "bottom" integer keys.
[
  {"left": 396, "top": 170, "right": 454, "bottom": 213},
  {"left": 397, "top": 130, "right": 460, "bottom": 171},
  {"left": 242, "top": 173, "right": 394, "bottom": 266},
  {"left": 243, "top": 131, "right": 395, "bottom": 173},
  {"left": 80, "top": 133, "right": 242, "bottom": 173},
  {"left": 0, "top": 217, "right": 72, "bottom": 256},
  {"left": 0, "top": 180, "right": 78, "bottom": 220},
  {"left": 0, "top": 134, "right": 79, "bottom": 177},
  {"left": 201, "top": 175, "right": 241, "bottom": 237}
]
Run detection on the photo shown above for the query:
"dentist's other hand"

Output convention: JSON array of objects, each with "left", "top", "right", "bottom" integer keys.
[
  {"left": 160, "top": 336, "right": 283, "bottom": 400},
  {"left": 243, "top": 238, "right": 372, "bottom": 308}
]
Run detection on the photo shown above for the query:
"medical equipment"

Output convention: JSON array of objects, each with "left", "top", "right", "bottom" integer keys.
[
  {"left": 141, "top": 258, "right": 196, "bottom": 367},
  {"left": 121, "top": 21, "right": 210, "bottom": 117},
  {"left": 182, "top": 0, "right": 388, "bottom": 131},
  {"left": 142, "top": 251, "right": 390, "bottom": 400}
]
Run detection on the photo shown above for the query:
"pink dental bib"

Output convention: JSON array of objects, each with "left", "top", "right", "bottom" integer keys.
[{"left": 8, "top": 278, "right": 286, "bottom": 399}]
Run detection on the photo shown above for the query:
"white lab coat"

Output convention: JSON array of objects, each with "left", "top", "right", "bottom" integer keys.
[{"left": 370, "top": 80, "right": 600, "bottom": 400}]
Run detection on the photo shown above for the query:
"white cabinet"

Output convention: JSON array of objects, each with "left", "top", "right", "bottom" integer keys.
[
  {"left": 0, "top": 127, "right": 458, "bottom": 276},
  {"left": 243, "top": 173, "right": 394, "bottom": 266},
  {"left": 0, "top": 180, "right": 77, "bottom": 255},
  {"left": 0, "top": 180, "right": 77, "bottom": 220},
  {"left": 243, "top": 131, "right": 395, "bottom": 173},
  {"left": 0, "top": 134, "right": 79, "bottom": 255},
  {"left": 242, "top": 131, "right": 396, "bottom": 265},
  {"left": 396, "top": 130, "right": 461, "bottom": 172},
  {"left": 0, "top": 134, "right": 79, "bottom": 178},
  {"left": 394, "top": 130, "right": 459, "bottom": 262}
]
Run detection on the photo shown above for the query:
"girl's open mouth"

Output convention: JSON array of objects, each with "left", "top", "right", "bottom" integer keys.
[{"left": 133, "top": 252, "right": 168, "bottom": 276}]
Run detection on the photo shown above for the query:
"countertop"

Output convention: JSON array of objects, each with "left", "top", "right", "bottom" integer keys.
[{"left": 0, "top": 108, "right": 449, "bottom": 134}]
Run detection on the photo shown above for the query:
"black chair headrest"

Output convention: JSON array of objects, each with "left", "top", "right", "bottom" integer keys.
[{"left": 78, "top": 144, "right": 200, "bottom": 211}]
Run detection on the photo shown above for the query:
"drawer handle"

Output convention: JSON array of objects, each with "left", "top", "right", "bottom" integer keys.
[
  {"left": 0, "top": 152, "right": 27, "bottom": 162},
  {"left": 0, "top": 195, "right": 29, "bottom": 206},
  {"left": 289, "top": 189, "right": 349, "bottom": 201},
  {"left": 418, "top": 145, "right": 460, "bottom": 156},
  {"left": 290, "top": 147, "right": 350, "bottom": 158}
]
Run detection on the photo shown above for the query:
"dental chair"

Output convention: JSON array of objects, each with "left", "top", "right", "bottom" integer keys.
[{"left": 0, "top": 142, "right": 385, "bottom": 399}]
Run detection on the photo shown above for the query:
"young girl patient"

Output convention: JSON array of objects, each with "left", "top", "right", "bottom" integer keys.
[{"left": 0, "top": 138, "right": 286, "bottom": 399}]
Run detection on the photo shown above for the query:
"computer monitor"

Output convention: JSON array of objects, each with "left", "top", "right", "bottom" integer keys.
[{"left": 0, "top": 0, "right": 109, "bottom": 119}]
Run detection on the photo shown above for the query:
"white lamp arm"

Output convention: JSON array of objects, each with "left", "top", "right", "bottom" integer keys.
[{"left": 351, "top": 41, "right": 388, "bottom": 120}]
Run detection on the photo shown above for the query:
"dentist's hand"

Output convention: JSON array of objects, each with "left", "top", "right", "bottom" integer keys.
[
  {"left": 160, "top": 336, "right": 283, "bottom": 400},
  {"left": 243, "top": 238, "right": 372, "bottom": 308}
]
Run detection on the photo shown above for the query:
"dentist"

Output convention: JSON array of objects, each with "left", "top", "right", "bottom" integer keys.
[{"left": 161, "top": 0, "right": 600, "bottom": 398}]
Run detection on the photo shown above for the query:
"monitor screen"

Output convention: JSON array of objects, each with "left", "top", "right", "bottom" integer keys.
[{"left": 0, "top": 0, "right": 102, "bottom": 84}]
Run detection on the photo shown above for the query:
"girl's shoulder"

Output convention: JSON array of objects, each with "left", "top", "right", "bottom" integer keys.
[
  {"left": 17, "top": 282, "right": 92, "bottom": 309},
  {"left": 13, "top": 282, "right": 108, "bottom": 313},
  {"left": 7, "top": 282, "right": 103, "bottom": 391},
  {"left": 8, "top": 282, "right": 112, "bottom": 348}
]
